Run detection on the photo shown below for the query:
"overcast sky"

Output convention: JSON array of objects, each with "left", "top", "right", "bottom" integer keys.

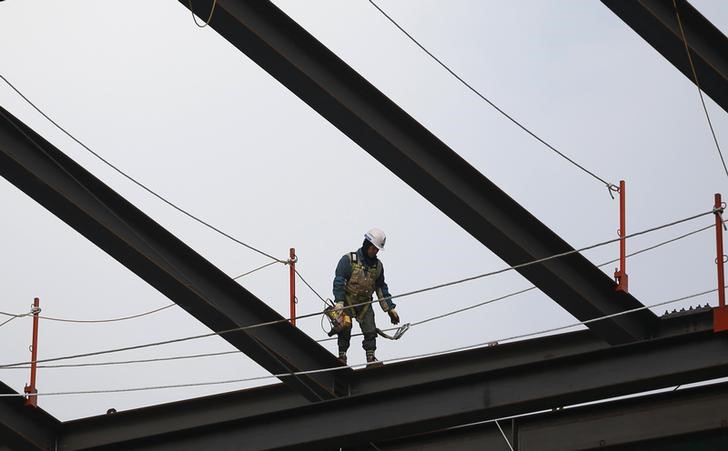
[{"left": 1, "top": 0, "right": 727, "bottom": 421}]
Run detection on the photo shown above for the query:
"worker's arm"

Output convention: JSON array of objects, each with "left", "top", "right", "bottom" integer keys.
[
  {"left": 375, "top": 264, "right": 395, "bottom": 311},
  {"left": 332, "top": 255, "right": 351, "bottom": 302}
]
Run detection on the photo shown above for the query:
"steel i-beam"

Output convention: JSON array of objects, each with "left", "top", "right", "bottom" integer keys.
[
  {"left": 182, "top": 0, "right": 658, "bottom": 344},
  {"left": 0, "top": 106, "right": 347, "bottom": 401},
  {"left": 602, "top": 0, "right": 728, "bottom": 113}
]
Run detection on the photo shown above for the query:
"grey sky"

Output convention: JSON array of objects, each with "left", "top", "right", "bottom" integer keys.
[{"left": 1, "top": 0, "right": 726, "bottom": 421}]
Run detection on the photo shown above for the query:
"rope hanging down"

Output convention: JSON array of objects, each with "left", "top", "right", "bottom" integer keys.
[
  {"left": 0, "top": 285, "right": 717, "bottom": 396},
  {"left": 0, "top": 208, "right": 712, "bottom": 369},
  {"left": 0, "top": 74, "right": 286, "bottom": 265},
  {"left": 368, "top": 1, "right": 616, "bottom": 197}
]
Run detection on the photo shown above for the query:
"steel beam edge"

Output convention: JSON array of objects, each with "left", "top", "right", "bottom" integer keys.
[
  {"left": 0, "top": 382, "right": 59, "bottom": 451},
  {"left": 58, "top": 311, "right": 719, "bottom": 450},
  {"left": 72, "top": 328, "right": 728, "bottom": 449},
  {"left": 350, "top": 380, "right": 728, "bottom": 451},
  {"left": 181, "top": 0, "right": 657, "bottom": 344},
  {"left": 0, "top": 106, "right": 348, "bottom": 401},
  {"left": 602, "top": 0, "right": 728, "bottom": 113}
]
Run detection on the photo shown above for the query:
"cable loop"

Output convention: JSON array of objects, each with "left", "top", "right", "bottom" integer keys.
[
  {"left": 187, "top": 0, "right": 218, "bottom": 28},
  {"left": 716, "top": 255, "right": 728, "bottom": 264},
  {"left": 607, "top": 183, "right": 619, "bottom": 200},
  {"left": 287, "top": 255, "right": 298, "bottom": 265}
]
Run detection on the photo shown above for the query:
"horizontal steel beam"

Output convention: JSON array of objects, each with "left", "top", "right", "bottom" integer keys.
[
  {"left": 57, "top": 311, "right": 720, "bottom": 450},
  {"left": 0, "top": 106, "right": 347, "bottom": 401},
  {"left": 57, "top": 329, "right": 611, "bottom": 450},
  {"left": 0, "top": 382, "right": 59, "bottom": 451},
  {"left": 351, "top": 381, "right": 728, "bottom": 451},
  {"left": 602, "top": 0, "right": 728, "bottom": 112},
  {"left": 78, "top": 328, "right": 728, "bottom": 449},
  {"left": 181, "top": 0, "right": 658, "bottom": 344}
]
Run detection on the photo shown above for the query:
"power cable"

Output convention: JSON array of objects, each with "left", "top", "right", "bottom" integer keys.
[
  {"left": 0, "top": 208, "right": 713, "bottom": 368},
  {"left": 0, "top": 285, "right": 718, "bottom": 396},
  {"left": 0, "top": 74, "right": 286, "bottom": 264},
  {"left": 368, "top": 1, "right": 616, "bottom": 196},
  {"left": 672, "top": 0, "right": 727, "bottom": 180}
]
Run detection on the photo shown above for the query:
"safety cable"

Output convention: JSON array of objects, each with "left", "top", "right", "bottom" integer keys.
[
  {"left": 320, "top": 219, "right": 717, "bottom": 342},
  {"left": 0, "top": 260, "right": 278, "bottom": 325},
  {"left": 4, "top": 216, "right": 714, "bottom": 369},
  {"left": 0, "top": 312, "right": 30, "bottom": 329},
  {"left": 368, "top": 1, "right": 616, "bottom": 196},
  {"left": 0, "top": 74, "right": 286, "bottom": 265},
  {"left": 0, "top": 285, "right": 718, "bottom": 396},
  {"left": 187, "top": 0, "right": 218, "bottom": 28},
  {"left": 232, "top": 260, "right": 280, "bottom": 280},
  {"left": 672, "top": 0, "right": 728, "bottom": 180},
  {"left": 0, "top": 208, "right": 715, "bottom": 369}
]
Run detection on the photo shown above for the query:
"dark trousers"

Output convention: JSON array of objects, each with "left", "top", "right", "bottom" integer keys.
[{"left": 338, "top": 301, "right": 376, "bottom": 353}]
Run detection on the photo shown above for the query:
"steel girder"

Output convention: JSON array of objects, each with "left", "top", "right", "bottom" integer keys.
[
  {"left": 0, "top": 382, "right": 58, "bottom": 451},
  {"left": 350, "top": 381, "right": 728, "bottom": 451},
  {"left": 76, "top": 328, "right": 728, "bottom": 449},
  {"left": 56, "top": 312, "right": 725, "bottom": 450},
  {"left": 0, "top": 106, "right": 347, "bottom": 401},
  {"left": 602, "top": 0, "right": 728, "bottom": 113},
  {"left": 181, "top": 0, "right": 658, "bottom": 344}
]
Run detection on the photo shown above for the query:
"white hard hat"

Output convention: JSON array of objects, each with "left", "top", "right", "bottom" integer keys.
[{"left": 365, "top": 228, "right": 386, "bottom": 250}]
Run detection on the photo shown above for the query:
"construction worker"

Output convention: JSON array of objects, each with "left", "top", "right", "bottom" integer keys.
[{"left": 333, "top": 228, "right": 400, "bottom": 365}]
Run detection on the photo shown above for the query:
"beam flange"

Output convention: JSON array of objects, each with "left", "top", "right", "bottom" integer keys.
[
  {"left": 0, "top": 106, "right": 347, "bottom": 401},
  {"left": 58, "top": 312, "right": 721, "bottom": 450},
  {"left": 75, "top": 329, "right": 728, "bottom": 449},
  {"left": 0, "top": 382, "right": 59, "bottom": 451},
  {"left": 602, "top": 0, "right": 728, "bottom": 112},
  {"left": 182, "top": 0, "right": 658, "bottom": 344}
]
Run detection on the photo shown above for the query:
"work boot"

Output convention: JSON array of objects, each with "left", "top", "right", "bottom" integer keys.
[
  {"left": 338, "top": 351, "right": 347, "bottom": 365},
  {"left": 366, "top": 351, "right": 383, "bottom": 368}
]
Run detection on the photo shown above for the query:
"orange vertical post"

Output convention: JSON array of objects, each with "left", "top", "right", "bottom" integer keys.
[
  {"left": 24, "top": 297, "right": 40, "bottom": 408},
  {"left": 713, "top": 194, "right": 728, "bottom": 332},
  {"left": 614, "top": 180, "right": 629, "bottom": 293},
  {"left": 289, "top": 248, "right": 296, "bottom": 326}
]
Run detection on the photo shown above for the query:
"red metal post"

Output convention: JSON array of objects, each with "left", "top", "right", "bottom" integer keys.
[
  {"left": 24, "top": 297, "right": 40, "bottom": 408},
  {"left": 713, "top": 194, "right": 728, "bottom": 332},
  {"left": 614, "top": 180, "right": 629, "bottom": 293},
  {"left": 289, "top": 248, "right": 296, "bottom": 326}
]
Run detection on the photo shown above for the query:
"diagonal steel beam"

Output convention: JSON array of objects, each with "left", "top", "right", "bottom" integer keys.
[
  {"left": 182, "top": 0, "right": 658, "bottom": 344},
  {"left": 0, "top": 382, "right": 59, "bottom": 451},
  {"left": 0, "top": 106, "right": 348, "bottom": 401},
  {"left": 602, "top": 0, "right": 728, "bottom": 113}
]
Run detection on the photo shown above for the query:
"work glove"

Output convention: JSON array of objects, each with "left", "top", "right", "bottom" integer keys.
[{"left": 388, "top": 309, "right": 400, "bottom": 325}]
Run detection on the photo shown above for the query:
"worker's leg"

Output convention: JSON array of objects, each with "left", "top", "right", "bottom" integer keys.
[
  {"left": 337, "top": 325, "right": 352, "bottom": 356},
  {"left": 359, "top": 304, "right": 377, "bottom": 357}
]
